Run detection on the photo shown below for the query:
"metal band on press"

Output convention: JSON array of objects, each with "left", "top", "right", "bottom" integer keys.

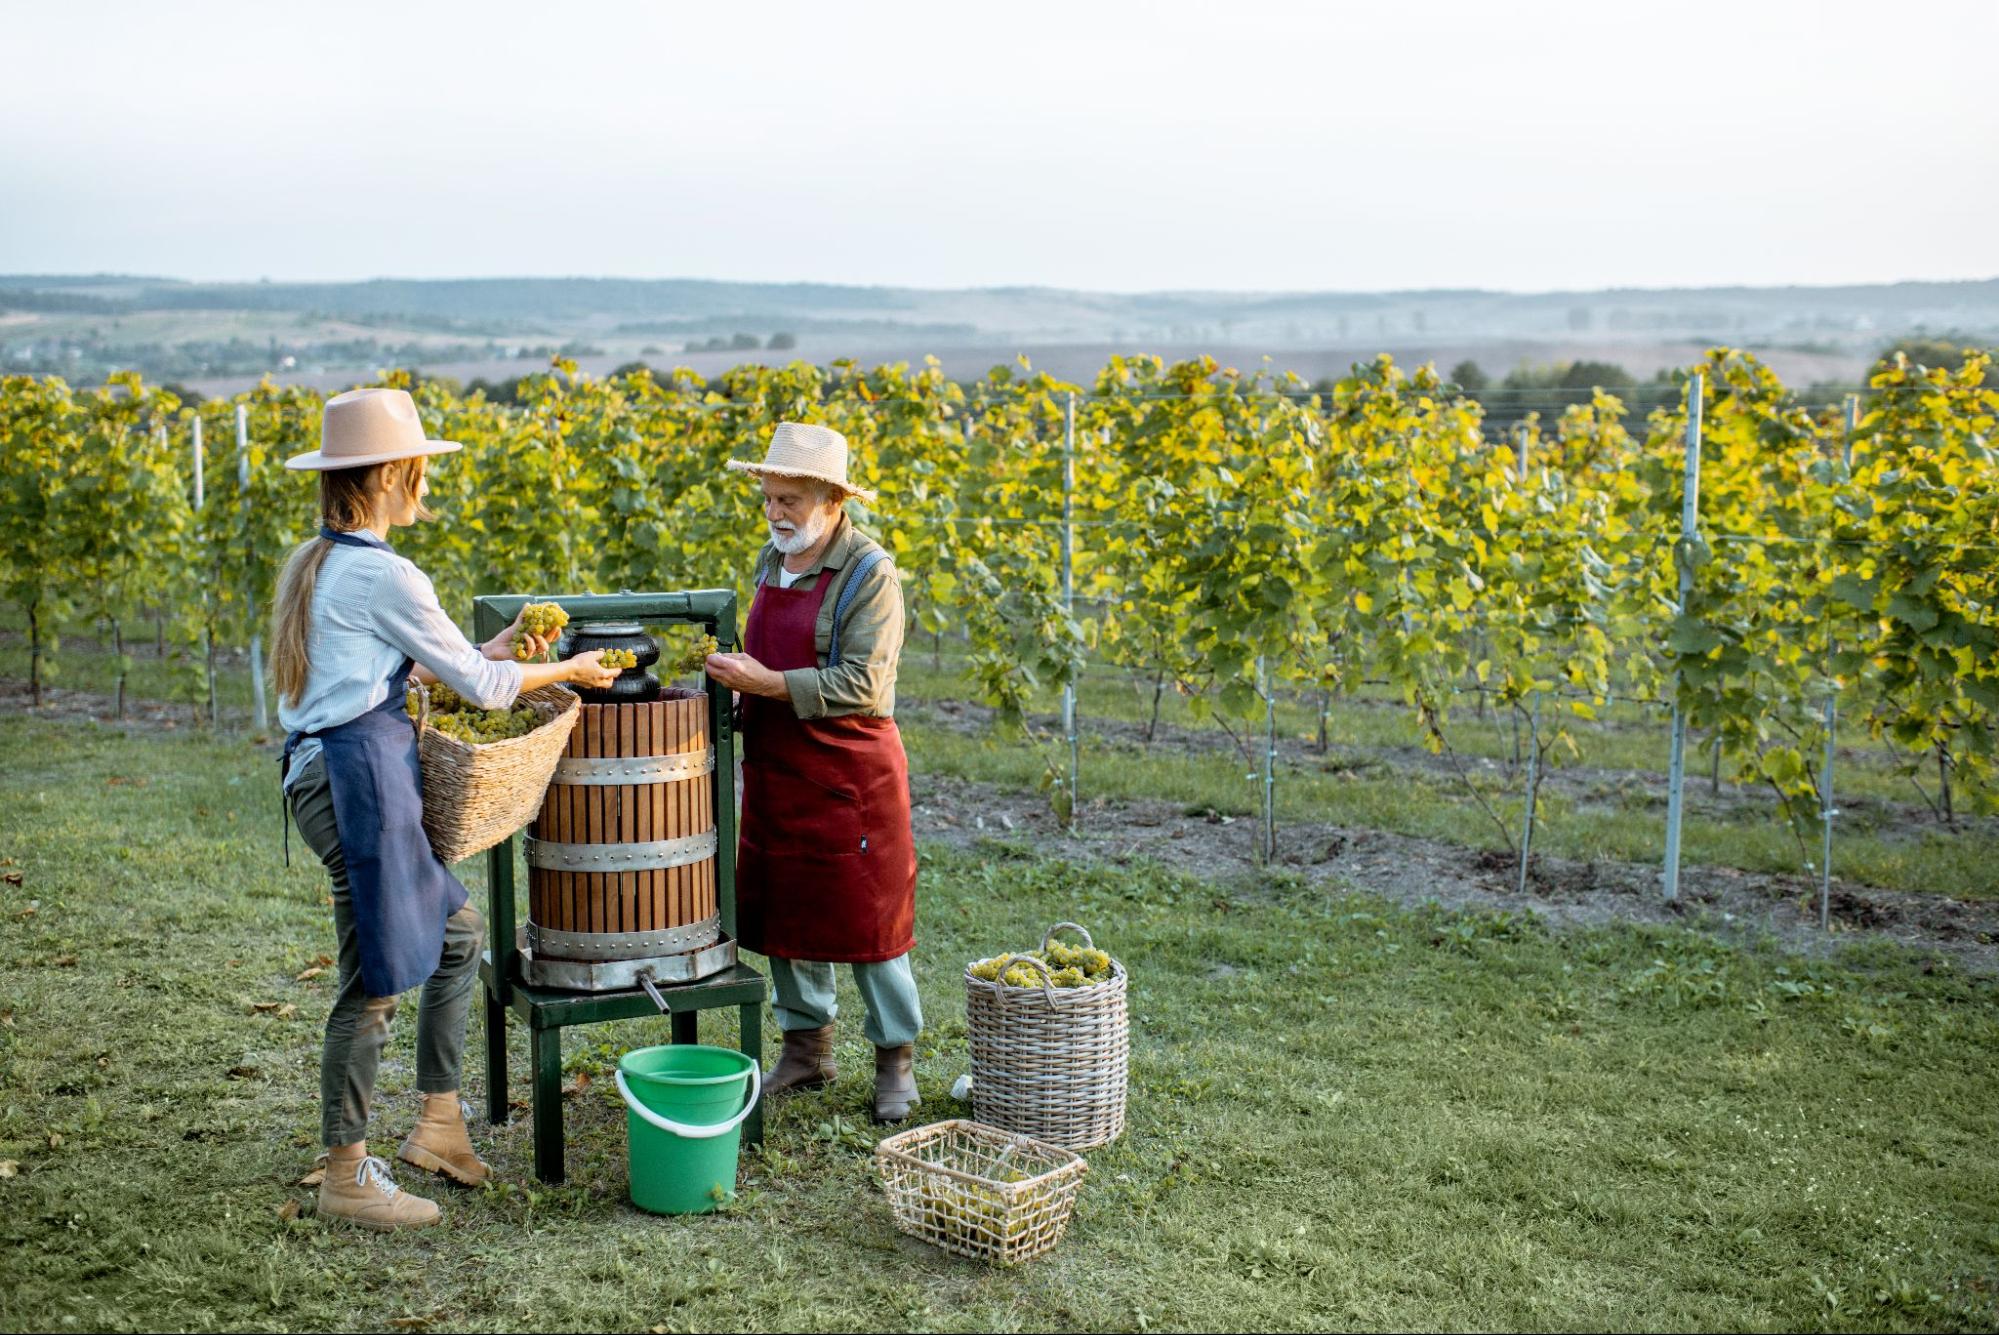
[
  {"left": 523, "top": 830, "right": 718, "bottom": 873},
  {"left": 526, "top": 915, "right": 722, "bottom": 962},
  {"left": 550, "top": 748, "right": 715, "bottom": 786}
]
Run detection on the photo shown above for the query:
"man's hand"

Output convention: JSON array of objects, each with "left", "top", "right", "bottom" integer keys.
[{"left": 705, "top": 651, "right": 788, "bottom": 701}]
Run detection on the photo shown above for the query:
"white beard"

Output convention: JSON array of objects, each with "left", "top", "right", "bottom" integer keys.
[{"left": 769, "top": 510, "right": 829, "bottom": 555}]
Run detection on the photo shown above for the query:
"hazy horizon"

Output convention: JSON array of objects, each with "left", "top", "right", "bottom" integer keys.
[{"left": 10, "top": 271, "right": 1998, "bottom": 300}]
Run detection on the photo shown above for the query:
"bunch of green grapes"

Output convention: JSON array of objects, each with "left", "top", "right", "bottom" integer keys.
[
  {"left": 917, "top": 1175, "right": 1031, "bottom": 1244},
  {"left": 969, "top": 942, "right": 1115, "bottom": 989},
  {"left": 1042, "top": 940, "right": 1114, "bottom": 979},
  {"left": 513, "top": 602, "right": 569, "bottom": 660},
  {"left": 406, "top": 681, "right": 466, "bottom": 718},
  {"left": 408, "top": 682, "right": 544, "bottom": 745},
  {"left": 597, "top": 648, "right": 638, "bottom": 670},
  {"left": 429, "top": 704, "right": 543, "bottom": 745},
  {"left": 664, "top": 630, "right": 720, "bottom": 675}
]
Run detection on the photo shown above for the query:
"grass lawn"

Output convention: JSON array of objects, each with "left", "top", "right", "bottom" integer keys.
[{"left": 2, "top": 717, "right": 1996, "bottom": 1332}]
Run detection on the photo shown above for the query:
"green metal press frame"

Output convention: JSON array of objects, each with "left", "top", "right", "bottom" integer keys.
[{"left": 472, "top": 588, "right": 764, "bottom": 1183}]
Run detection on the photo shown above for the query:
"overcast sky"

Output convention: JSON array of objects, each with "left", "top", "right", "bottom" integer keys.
[{"left": 4, "top": 0, "right": 1994, "bottom": 293}]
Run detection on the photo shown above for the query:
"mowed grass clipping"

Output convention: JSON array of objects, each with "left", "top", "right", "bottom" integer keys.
[{"left": 0, "top": 717, "right": 1996, "bottom": 1333}]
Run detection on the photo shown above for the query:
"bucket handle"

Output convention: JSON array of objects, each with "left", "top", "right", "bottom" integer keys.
[{"left": 614, "top": 1062, "right": 762, "bottom": 1141}]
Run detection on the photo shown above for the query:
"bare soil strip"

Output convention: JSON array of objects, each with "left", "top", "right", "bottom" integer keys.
[{"left": 909, "top": 771, "right": 1999, "bottom": 976}]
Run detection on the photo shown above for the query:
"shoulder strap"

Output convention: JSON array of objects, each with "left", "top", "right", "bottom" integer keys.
[{"left": 826, "top": 548, "right": 889, "bottom": 668}]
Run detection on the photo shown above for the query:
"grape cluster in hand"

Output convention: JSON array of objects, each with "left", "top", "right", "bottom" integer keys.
[
  {"left": 598, "top": 648, "right": 638, "bottom": 670},
  {"left": 666, "top": 631, "right": 720, "bottom": 675},
  {"left": 513, "top": 602, "right": 569, "bottom": 660}
]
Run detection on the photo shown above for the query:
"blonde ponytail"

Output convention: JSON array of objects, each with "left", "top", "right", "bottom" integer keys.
[
  {"left": 270, "top": 460, "right": 430, "bottom": 706},
  {"left": 271, "top": 537, "right": 333, "bottom": 706}
]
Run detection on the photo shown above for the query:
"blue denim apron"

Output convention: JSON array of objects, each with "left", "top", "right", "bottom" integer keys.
[{"left": 281, "top": 527, "right": 468, "bottom": 998}]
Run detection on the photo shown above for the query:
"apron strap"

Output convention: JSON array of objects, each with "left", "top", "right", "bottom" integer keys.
[
  {"left": 279, "top": 730, "right": 311, "bottom": 868},
  {"left": 827, "top": 548, "right": 888, "bottom": 668},
  {"left": 320, "top": 526, "right": 394, "bottom": 552}
]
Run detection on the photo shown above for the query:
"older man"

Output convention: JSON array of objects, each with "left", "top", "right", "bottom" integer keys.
[{"left": 705, "top": 422, "right": 921, "bottom": 1123}]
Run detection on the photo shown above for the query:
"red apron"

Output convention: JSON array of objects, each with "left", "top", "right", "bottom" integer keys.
[{"left": 736, "top": 570, "right": 917, "bottom": 963}]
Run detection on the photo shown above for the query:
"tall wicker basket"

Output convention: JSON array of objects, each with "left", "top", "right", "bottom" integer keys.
[
  {"left": 411, "top": 682, "right": 581, "bottom": 864},
  {"left": 964, "top": 921, "right": 1128, "bottom": 1150}
]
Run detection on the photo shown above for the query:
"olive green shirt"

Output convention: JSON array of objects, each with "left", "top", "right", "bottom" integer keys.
[{"left": 750, "top": 513, "right": 903, "bottom": 719}]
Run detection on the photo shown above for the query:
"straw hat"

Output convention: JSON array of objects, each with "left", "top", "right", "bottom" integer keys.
[
  {"left": 284, "top": 388, "right": 463, "bottom": 471},
  {"left": 724, "top": 422, "right": 876, "bottom": 504}
]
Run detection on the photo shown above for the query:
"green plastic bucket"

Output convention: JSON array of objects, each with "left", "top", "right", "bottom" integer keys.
[{"left": 615, "top": 1045, "right": 762, "bottom": 1215}]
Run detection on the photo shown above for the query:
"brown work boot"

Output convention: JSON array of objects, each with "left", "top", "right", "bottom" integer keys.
[
  {"left": 872, "top": 1044, "right": 920, "bottom": 1124},
  {"left": 398, "top": 1093, "right": 492, "bottom": 1187},
  {"left": 765, "top": 1024, "right": 837, "bottom": 1096},
  {"left": 317, "top": 1154, "right": 442, "bottom": 1231}
]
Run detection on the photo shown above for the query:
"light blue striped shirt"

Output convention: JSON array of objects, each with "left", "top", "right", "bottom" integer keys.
[{"left": 279, "top": 531, "right": 522, "bottom": 788}]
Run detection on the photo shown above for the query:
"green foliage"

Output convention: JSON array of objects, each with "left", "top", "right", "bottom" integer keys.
[{"left": 0, "top": 348, "right": 1991, "bottom": 834}]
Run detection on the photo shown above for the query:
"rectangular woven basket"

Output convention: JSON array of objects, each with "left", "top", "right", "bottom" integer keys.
[
  {"left": 874, "top": 1119, "right": 1087, "bottom": 1265},
  {"left": 412, "top": 682, "right": 581, "bottom": 864}
]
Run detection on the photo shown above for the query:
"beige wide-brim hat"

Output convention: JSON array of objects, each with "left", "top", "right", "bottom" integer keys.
[
  {"left": 724, "top": 421, "right": 877, "bottom": 505},
  {"left": 284, "top": 387, "right": 463, "bottom": 471}
]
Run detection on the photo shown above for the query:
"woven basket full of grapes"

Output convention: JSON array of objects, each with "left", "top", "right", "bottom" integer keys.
[
  {"left": 408, "top": 680, "right": 581, "bottom": 864},
  {"left": 874, "top": 1119, "right": 1087, "bottom": 1265},
  {"left": 964, "top": 922, "right": 1129, "bottom": 1150}
]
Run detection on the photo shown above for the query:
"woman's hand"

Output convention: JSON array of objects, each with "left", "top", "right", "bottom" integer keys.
[
  {"left": 705, "top": 651, "right": 787, "bottom": 700},
  {"left": 565, "top": 650, "right": 621, "bottom": 690},
  {"left": 482, "top": 608, "right": 548, "bottom": 663}
]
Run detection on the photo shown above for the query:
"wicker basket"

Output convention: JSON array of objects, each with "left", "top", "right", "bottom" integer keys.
[
  {"left": 874, "top": 1119, "right": 1087, "bottom": 1265},
  {"left": 411, "top": 682, "right": 581, "bottom": 864},
  {"left": 965, "top": 921, "right": 1129, "bottom": 1150}
]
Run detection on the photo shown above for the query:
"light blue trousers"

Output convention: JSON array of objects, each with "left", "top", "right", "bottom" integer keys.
[{"left": 768, "top": 953, "right": 923, "bottom": 1049}]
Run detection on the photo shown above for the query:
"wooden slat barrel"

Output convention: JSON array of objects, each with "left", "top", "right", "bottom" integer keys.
[{"left": 524, "top": 695, "right": 720, "bottom": 963}]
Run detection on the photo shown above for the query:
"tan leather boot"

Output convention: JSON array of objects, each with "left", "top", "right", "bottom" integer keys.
[
  {"left": 764, "top": 1024, "right": 837, "bottom": 1095},
  {"left": 398, "top": 1094, "right": 492, "bottom": 1187},
  {"left": 317, "top": 1154, "right": 441, "bottom": 1231},
  {"left": 872, "top": 1044, "right": 920, "bottom": 1124}
]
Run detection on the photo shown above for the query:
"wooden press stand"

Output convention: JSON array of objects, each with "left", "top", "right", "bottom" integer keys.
[{"left": 472, "top": 590, "right": 764, "bottom": 1184}]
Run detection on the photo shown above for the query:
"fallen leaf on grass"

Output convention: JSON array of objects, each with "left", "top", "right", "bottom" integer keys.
[
  {"left": 49, "top": 955, "right": 77, "bottom": 967},
  {"left": 294, "top": 966, "right": 326, "bottom": 982},
  {"left": 276, "top": 1199, "right": 299, "bottom": 1221},
  {"left": 560, "top": 1072, "right": 591, "bottom": 1098},
  {"left": 13, "top": 905, "right": 36, "bottom": 919},
  {"left": 0, "top": 1161, "right": 17, "bottom": 1178},
  {"left": 389, "top": 1314, "right": 440, "bottom": 1331},
  {"left": 2, "top": 871, "right": 22, "bottom": 886},
  {"left": 298, "top": 1168, "right": 325, "bottom": 1187},
  {"left": 250, "top": 1001, "right": 283, "bottom": 1014},
  {"left": 0, "top": 1010, "right": 12, "bottom": 1028},
  {"left": 46, "top": 1133, "right": 61, "bottom": 1150},
  {"left": 228, "top": 1064, "right": 260, "bottom": 1079}
]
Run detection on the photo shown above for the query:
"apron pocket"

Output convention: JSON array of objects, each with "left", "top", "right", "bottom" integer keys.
[{"left": 372, "top": 744, "right": 427, "bottom": 832}]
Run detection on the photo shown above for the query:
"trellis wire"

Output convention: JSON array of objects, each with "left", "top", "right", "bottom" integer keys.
[{"left": 139, "top": 377, "right": 1953, "bottom": 919}]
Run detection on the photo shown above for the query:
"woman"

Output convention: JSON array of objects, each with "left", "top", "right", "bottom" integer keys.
[{"left": 274, "top": 387, "right": 617, "bottom": 1231}]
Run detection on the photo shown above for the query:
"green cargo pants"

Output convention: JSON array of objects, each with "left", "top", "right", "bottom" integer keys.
[{"left": 288, "top": 753, "right": 483, "bottom": 1147}]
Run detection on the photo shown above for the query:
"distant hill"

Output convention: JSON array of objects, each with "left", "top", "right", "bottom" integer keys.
[{"left": 3, "top": 272, "right": 1995, "bottom": 392}]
